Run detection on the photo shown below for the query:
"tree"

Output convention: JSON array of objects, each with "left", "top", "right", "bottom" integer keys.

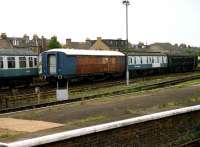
[{"left": 47, "top": 36, "right": 62, "bottom": 49}]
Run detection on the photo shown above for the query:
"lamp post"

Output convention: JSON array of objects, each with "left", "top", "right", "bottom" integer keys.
[{"left": 122, "top": 0, "right": 130, "bottom": 85}]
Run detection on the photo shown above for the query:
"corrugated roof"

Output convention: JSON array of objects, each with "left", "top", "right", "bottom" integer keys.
[
  {"left": 0, "top": 48, "right": 37, "bottom": 56},
  {"left": 45, "top": 48, "right": 125, "bottom": 56}
]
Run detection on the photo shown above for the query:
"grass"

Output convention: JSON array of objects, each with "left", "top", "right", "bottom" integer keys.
[
  {"left": 0, "top": 130, "right": 24, "bottom": 141},
  {"left": 124, "top": 109, "right": 137, "bottom": 115},
  {"left": 3, "top": 72, "right": 200, "bottom": 111},
  {"left": 70, "top": 77, "right": 200, "bottom": 101},
  {"left": 170, "top": 79, "right": 200, "bottom": 89},
  {"left": 65, "top": 115, "right": 108, "bottom": 126}
]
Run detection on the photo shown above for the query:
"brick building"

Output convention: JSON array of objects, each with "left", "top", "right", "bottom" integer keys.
[
  {"left": 65, "top": 37, "right": 127, "bottom": 51},
  {"left": 0, "top": 33, "right": 49, "bottom": 53},
  {"left": 90, "top": 37, "right": 127, "bottom": 51},
  {"left": 65, "top": 38, "right": 91, "bottom": 49}
]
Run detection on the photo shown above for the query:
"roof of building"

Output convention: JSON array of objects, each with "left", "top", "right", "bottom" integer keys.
[
  {"left": 45, "top": 48, "right": 125, "bottom": 56},
  {"left": 68, "top": 42, "right": 91, "bottom": 49},
  {"left": 0, "top": 39, "right": 13, "bottom": 49},
  {"left": 0, "top": 48, "right": 37, "bottom": 56}
]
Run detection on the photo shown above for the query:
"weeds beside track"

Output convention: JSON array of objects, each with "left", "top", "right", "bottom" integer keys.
[{"left": 1, "top": 72, "right": 200, "bottom": 114}]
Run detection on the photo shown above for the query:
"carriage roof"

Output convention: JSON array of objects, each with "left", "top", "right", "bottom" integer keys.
[
  {"left": 0, "top": 48, "right": 37, "bottom": 56},
  {"left": 44, "top": 48, "right": 125, "bottom": 56},
  {"left": 127, "top": 52, "right": 166, "bottom": 56}
]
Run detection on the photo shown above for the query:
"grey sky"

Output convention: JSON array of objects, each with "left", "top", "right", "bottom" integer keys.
[{"left": 0, "top": 0, "right": 199, "bottom": 46}]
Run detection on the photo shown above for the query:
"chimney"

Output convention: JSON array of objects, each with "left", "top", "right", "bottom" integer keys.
[
  {"left": 66, "top": 39, "right": 72, "bottom": 48},
  {"left": 41, "top": 36, "right": 47, "bottom": 51},
  {"left": 66, "top": 38, "right": 71, "bottom": 44},
  {"left": 23, "top": 34, "right": 30, "bottom": 45},
  {"left": 1, "top": 33, "right": 7, "bottom": 39}
]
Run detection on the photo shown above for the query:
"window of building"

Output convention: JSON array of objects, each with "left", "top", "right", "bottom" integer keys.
[
  {"left": 34, "top": 58, "right": 37, "bottom": 66},
  {"left": 19, "top": 57, "right": 26, "bottom": 68},
  {"left": 29, "top": 57, "right": 33, "bottom": 67},
  {"left": 7, "top": 57, "right": 15, "bottom": 68},
  {"left": 26, "top": 38, "right": 29, "bottom": 44},
  {"left": 13, "top": 39, "right": 19, "bottom": 46},
  {"left": 0, "top": 57, "right": 3, "bottom": 68}
]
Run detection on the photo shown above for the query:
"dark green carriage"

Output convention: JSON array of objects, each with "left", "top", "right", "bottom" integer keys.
[{"left": 167, "top": 54, "right": 198, "bottom": 72}]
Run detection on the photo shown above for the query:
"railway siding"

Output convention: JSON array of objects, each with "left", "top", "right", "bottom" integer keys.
[{"left": 1, "top": 73, "right": 200, "bottom": 113}]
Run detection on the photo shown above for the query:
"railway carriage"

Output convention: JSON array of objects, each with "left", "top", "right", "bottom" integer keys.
[
  {"left": 167, "top": 54, "right": 198, "bottom": 72},
  {"left": 40, "top": 49, "right": 198, "bottom": 84},
  {"left": 127, "top": 52, "right": 198, "bottom": 77},
  {"left": 41, "top": 49, "right": 125, "bottom": 82},
  {"left": 128, "top": 52, "right": 168, "bottom": 76},
  {"left": 0, "top": 49, "right": 38, "bottom": 87}
]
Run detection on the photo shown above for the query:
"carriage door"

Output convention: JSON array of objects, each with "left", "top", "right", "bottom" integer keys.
[{"left": 48, "top": 54, "right": 57, "bottom": 75}]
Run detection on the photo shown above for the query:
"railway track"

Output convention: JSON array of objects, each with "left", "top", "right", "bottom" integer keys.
[
  {"left": 1, "top": 73, "right": 200, "bottom": 114},
  {"left": 0, "top": 71, "right": 199, "bottom": 96}
]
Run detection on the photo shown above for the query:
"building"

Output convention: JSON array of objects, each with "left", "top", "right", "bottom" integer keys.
[
  {"left": 65, "top": 37, "right": 127, "bottom": 51},
  {"left": 65, "top": 38, "right": 91, "bottom": 49},
  {"left": 89, "top": 37, "right": 127, "bottom": 51},
  {"left": 0, "top": 33, "right": 13, "bottom": 49},
  {"left": 132, "top": 42, "right": 185, "bottom": 54},
  {"left": 0, "top": 33, "right": 49, "bottom": 53}
]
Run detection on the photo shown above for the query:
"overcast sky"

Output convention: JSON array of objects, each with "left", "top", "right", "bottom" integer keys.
[{"left": 0, "top": 0, "right": 200, "bottom": 46}]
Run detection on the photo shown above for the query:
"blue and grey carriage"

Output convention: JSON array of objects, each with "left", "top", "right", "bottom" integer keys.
[
  {"left": 0, "top": 48, "right": 38, "bottom": 87},
  {"left": 127, "top": 52, "right": 198, "bottom": 77},
  {"left": 128, "top": 52, "right": 168, "bottom": 76}
]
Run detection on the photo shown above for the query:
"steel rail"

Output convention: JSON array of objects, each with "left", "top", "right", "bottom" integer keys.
[{"left": 0, "top": 74, "right": 200, "bottom": 114}]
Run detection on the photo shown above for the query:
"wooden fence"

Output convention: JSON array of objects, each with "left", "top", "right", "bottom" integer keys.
[{"left": 0, "top": 90, "right": 57, "bottom": 110}]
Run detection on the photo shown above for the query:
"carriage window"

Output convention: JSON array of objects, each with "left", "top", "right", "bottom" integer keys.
[
  {"left": 163, "top": 56, "right": 167, "bottom": 63},
  {"left": 142, "top": 56, "right": 147, "bottom": 64},
  {"left": 136, "top": 56, "right": 141, "bottom": 64},
  {"left": 34, "top": 58, "right": 37, "bottom": 66},
  {"left": 148, "top": 57, "right": 152, "bottom": 64},
  {"left": 153, "top": 56, "right": 158, "bottom": 63},
  {"left": 0, "top": 57, "right": 3, "bottom": 68},
  {"left": 132, "top": 57, "right": 135, "bottom": 65},
  {"left": 159, "top": 56, "right": 162, "bottom": 63},
  {"left": 7, "top": 57, "right": 15, "bottom": 68},
  {"left": 19, "top": 57, "right": 26, "bottom": 68},
  {"left": 29, "top": 57, "right": 33, "bottom": 67},
  {"left": 128, "top": 57, "right": 132, "bottom": 65},
  {"left": 152, "top": 57, "right": 154, "bottom": 63},
  {"left": 129, "top": 57, "right": 135, "bottom": 65}
]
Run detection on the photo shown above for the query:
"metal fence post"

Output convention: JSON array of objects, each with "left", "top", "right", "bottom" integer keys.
[{"left": 35, "top": 87, "right": 41, "bottom": 104}]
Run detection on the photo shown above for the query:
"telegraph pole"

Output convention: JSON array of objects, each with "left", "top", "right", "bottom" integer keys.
[{"left": 122, "top": 0, "right": 130, "bottom": 85}]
